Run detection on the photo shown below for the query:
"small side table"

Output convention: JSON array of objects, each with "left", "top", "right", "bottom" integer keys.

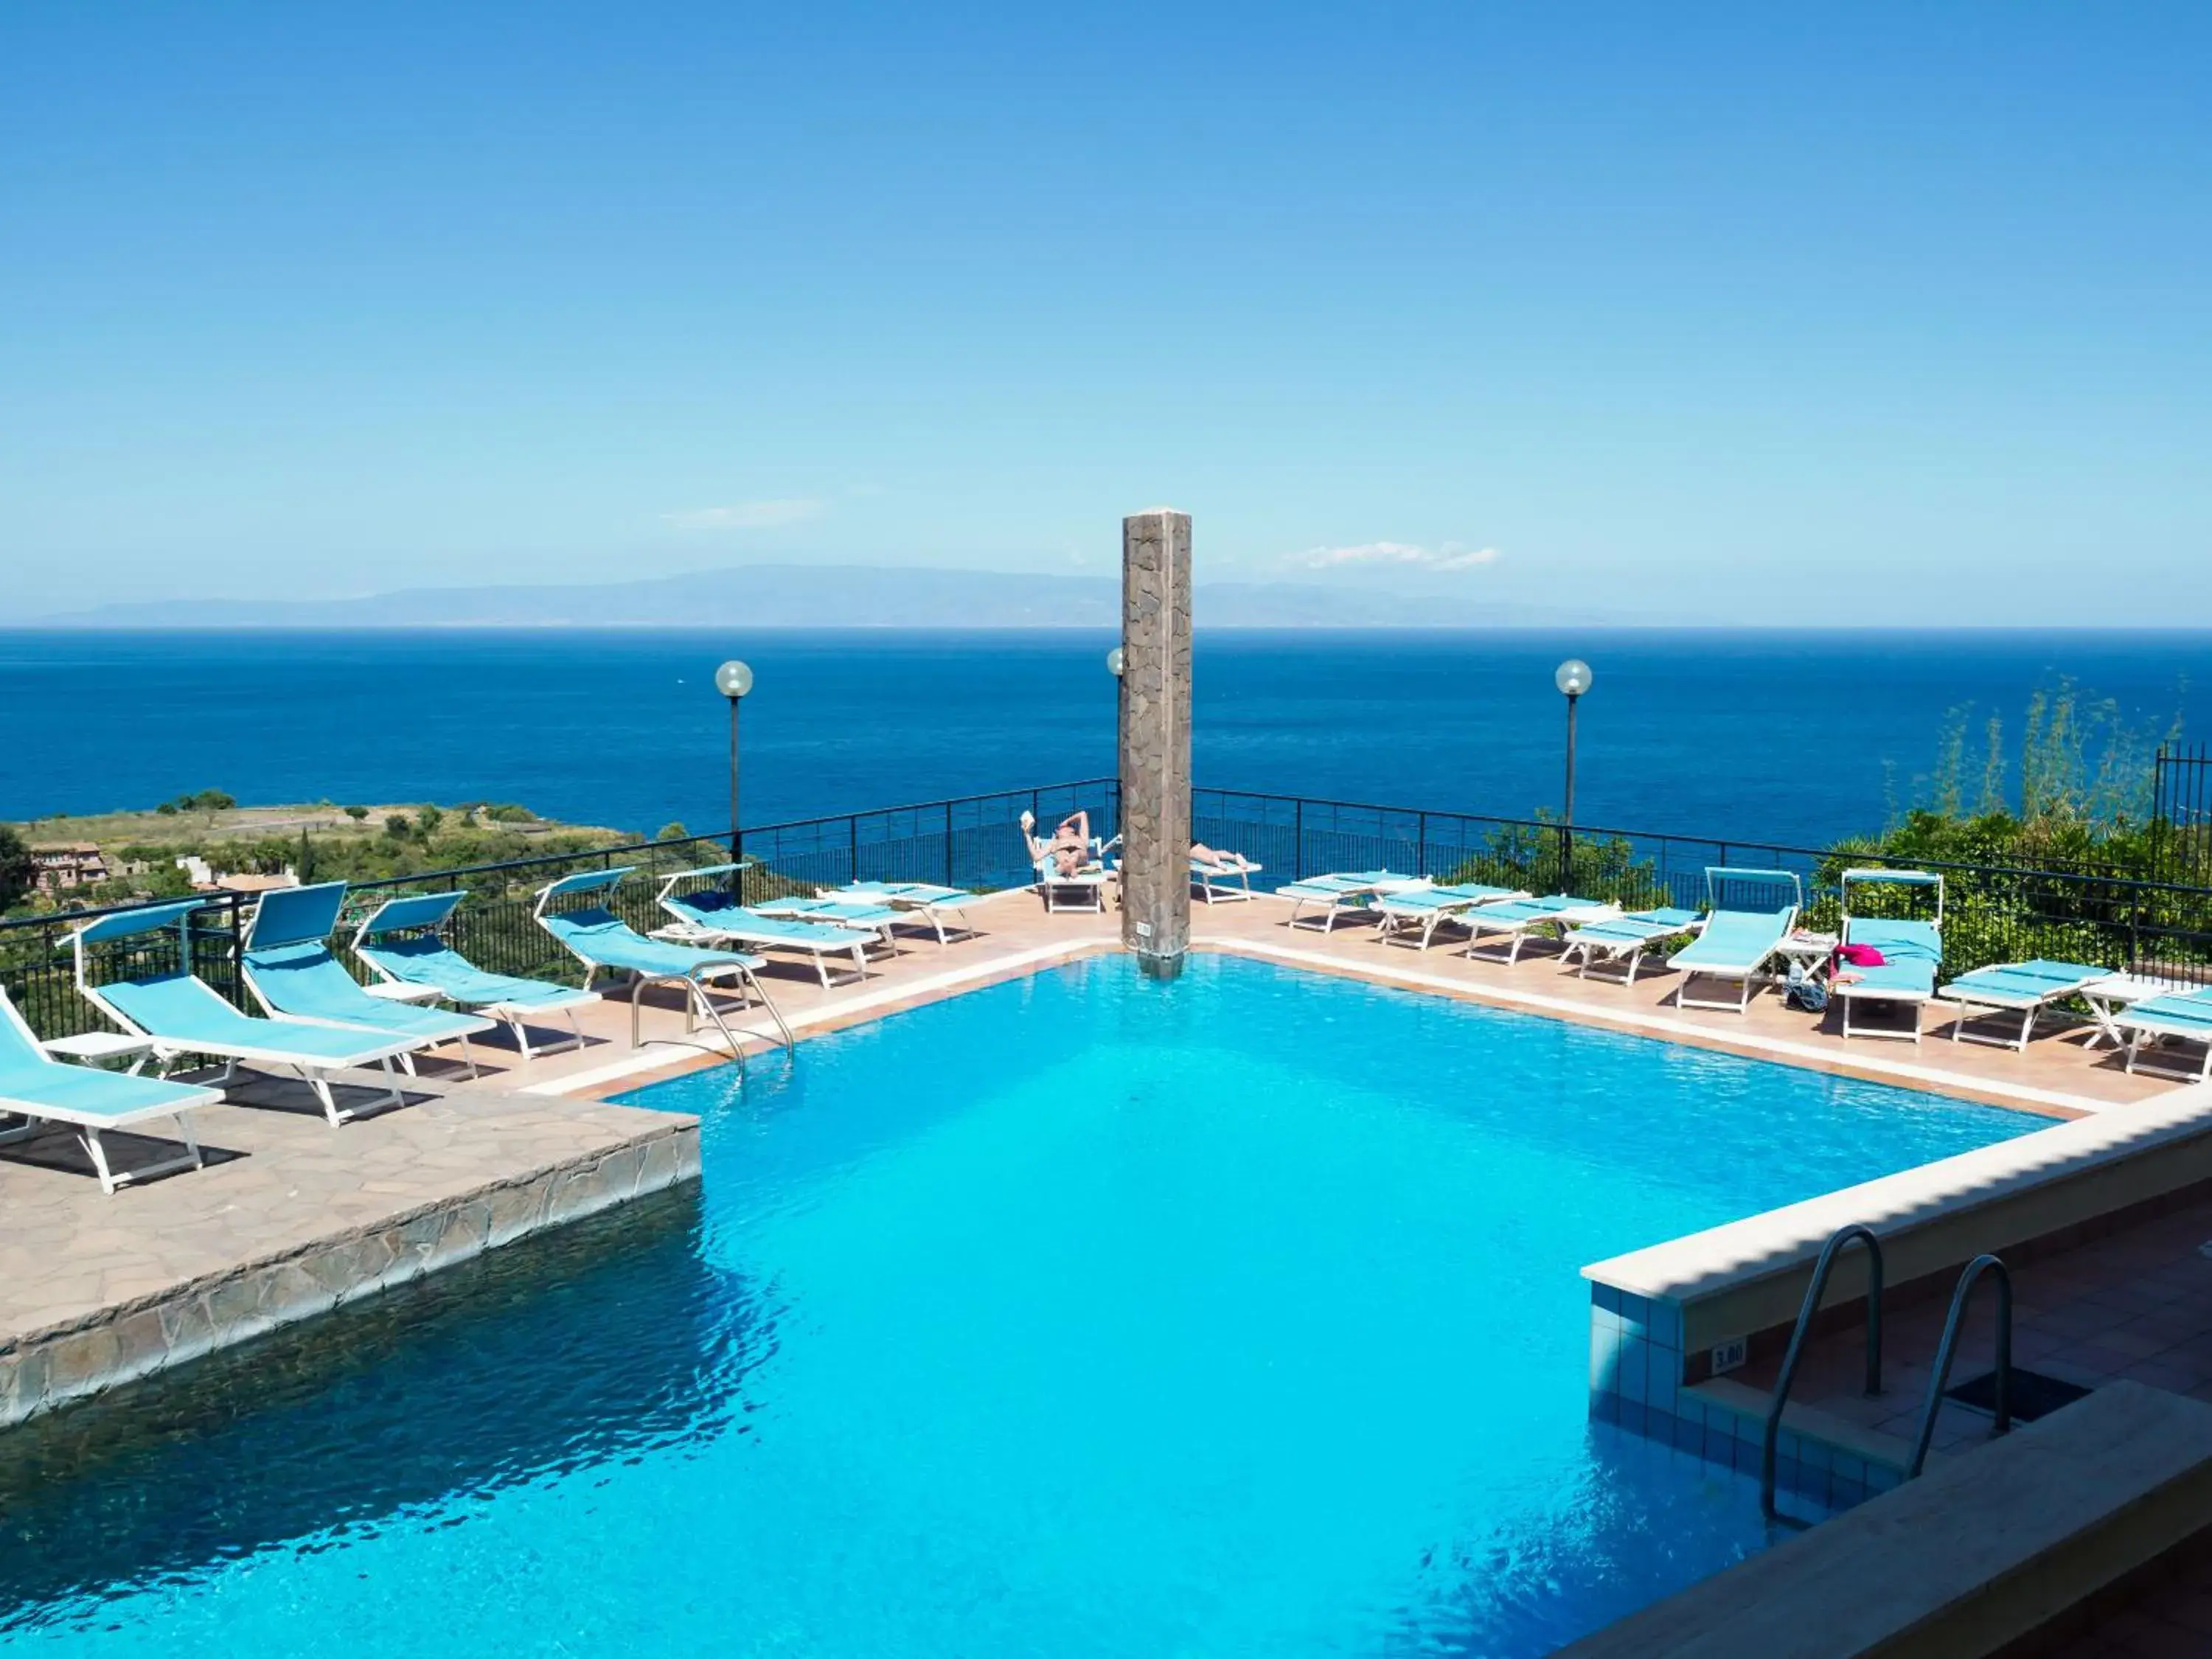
[
  {"left": 1773, "top": 930, "right": 1840, "bottom": 984},
  {"left": 41, "top": 1031, "right": 156, "bottom": 1074},
  {"left": 2080, "top": 973, "right": 2199, "bottom": 1048},
  {"left": 362, "top": 980, "right": 445, "bottom": 1007}
]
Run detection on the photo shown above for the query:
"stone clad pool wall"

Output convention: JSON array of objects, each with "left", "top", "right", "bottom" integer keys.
[{"left": 0, "top": 1121, "right": 700, "bottom": 1428}]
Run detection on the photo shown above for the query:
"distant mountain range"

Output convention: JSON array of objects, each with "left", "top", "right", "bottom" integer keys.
[{"left": 32, "top": 565, "right": 1635, "bottom": 629}]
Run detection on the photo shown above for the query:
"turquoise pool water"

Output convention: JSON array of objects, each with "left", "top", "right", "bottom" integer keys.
[{"left": 0, "top": 956, "right": 2038, "bottom": 1655}]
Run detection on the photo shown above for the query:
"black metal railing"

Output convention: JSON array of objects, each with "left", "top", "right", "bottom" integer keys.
[
  {"left": 1194, "top": 787, "right": 2212, "bottom": 986},
  {"left": 0, "top": 779, "right": 1121, "bottom": 1043},
  {"left": 2155, "top": 742, "right": 2212, "bottom": 888},
  {"left": 10, "top": 774, "right": 2209, "bottom": 1045}
]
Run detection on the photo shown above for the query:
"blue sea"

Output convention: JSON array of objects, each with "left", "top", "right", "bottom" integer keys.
[{"left": 1, "top": 629, "right": 2206, "bottom": 848}]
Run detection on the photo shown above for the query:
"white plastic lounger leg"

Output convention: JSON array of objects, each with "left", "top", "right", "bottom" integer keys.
[
  {"left": 78, "top": 1112, "right": 204, "bottom": 1195},
  {"left": 304, "top": 1068, "right": 346, "bottom": 1127},
  {"left": 81, "top": 1126, "right": 117, "bottom": 1194},
  {"left": 1946, "top": 1000, "right": 2038, "bottom": 1051}
]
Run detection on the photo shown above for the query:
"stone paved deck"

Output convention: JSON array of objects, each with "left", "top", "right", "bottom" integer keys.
[
  {"left": 483, "top": 886, "right": 2183, "bottom": 1116},
  {"left": 0, "top": 1063, "right": 698, "bottom": 1425}
]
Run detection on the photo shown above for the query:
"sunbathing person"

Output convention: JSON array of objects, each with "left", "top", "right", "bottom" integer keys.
[{"left": 1020, "top": 810, "right": 1094, "bottom": 876}]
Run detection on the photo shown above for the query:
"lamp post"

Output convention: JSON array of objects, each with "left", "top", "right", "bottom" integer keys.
[
  {"left": 714, "top": 659, "right": 754, "bottom": 870},
  {"left": 1107, "top": 645, "right": 1125, "bottom": 847},
  {"left": 1554, "top": 658, "right": 1593, "bottom": 891}
]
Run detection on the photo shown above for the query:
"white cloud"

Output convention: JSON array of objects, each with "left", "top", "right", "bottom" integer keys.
[
  {"left": 1292, "top": 540, "right": 1500, "bottom": 572},
  {"left": 661, "top": 498, "right": 825, "bottom": 532}
]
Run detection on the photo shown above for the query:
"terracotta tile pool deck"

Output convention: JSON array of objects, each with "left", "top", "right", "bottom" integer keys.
[{"left": 501, "top": 885, "right": 2183, "bottom": 1117}]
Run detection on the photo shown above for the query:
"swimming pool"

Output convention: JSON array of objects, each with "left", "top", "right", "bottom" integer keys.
[{"left": 0, "top": 955, "right": 2038, "bottom": 1655}]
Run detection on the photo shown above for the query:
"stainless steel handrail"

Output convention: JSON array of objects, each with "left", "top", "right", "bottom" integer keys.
[
  {"left": 1761, "top": 1223, "right": 1885, "bottom": 1524},
  {"left": 1906, "top": 1253, "right": 2014, "bottom": 1479}
]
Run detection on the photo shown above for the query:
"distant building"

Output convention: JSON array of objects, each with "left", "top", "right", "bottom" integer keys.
[
  {"left": 214, "top": 872, "right": 300, "bottom": 894},
  {"left": 32, "top": 843, "right": 109, "bottom": 891},
  {"left": 173, "top": 855, "right": 298, "bottom": 894}
]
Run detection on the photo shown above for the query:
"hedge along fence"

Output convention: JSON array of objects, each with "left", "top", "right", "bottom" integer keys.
[{"left": 1192, "top": 787, "right": 2212, "bottom": 987}]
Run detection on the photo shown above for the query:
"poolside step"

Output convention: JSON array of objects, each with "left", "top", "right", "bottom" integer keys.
[{"left": 1559, "top": 1381, "right": 2212, "bottom": 1659}]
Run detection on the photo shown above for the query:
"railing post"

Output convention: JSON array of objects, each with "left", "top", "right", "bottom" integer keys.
[
  {"left": 945, "top": 800, "right": 955, "bottom": 888},
  {"left": 1293, "top": 798, "right": 1304, "bottom": 881},
  {"left": 1417, "top": 810, "right": 1428, "bottom": 877}
]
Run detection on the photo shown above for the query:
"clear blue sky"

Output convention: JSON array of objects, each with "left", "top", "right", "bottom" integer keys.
[{"left": 4, "top": 4, "right": 2208, "bottom": 624}]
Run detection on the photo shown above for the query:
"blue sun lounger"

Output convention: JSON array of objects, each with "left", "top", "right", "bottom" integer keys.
[
  {"left": 1831, "top": 869, "right": 1945, "bottom": 1043},
  {"left": 1276, "top": 871, "right": 1425, "bottom": 932},
  {"left": 535, "top": 869, "right": 791, "bottom": 1050},
  {"left": 70, "top": 900, "right": 425, "bottom": 1126},
  {"left": 1559, "top": 907, "right": 1705, "bottom": 984},
  {"left": 0, "top": 986, "right": 218, "bottom": 1193},
  {"left": 2111, "top": 988, "right": 2212, "bottom": 1083},
  {"left": 352, "top": 891, "right": 601, "bottom": 1060},
  {"left": 1669, "top": 869, "right": 1804, "bottom": 1013},
  {"left": 243, "top": 883, "right": 496, "bottom": 1075},
  {"left": 655, "top": 865, "right": 875, "bottom": 988},
  {"left": 750, "top": 894, "right": 905, "bottom": 950},
  {"left": 1460, "top": 894, "right": 1621, "bottom": 964},
  {"left": 1935, "top": 958, "right": 2108, "bottom": 1051},
  {"left": 827, "top": 881, "right": 983, "bottom": 945},
  {"left": 1372, "top": 883, "right": 1529, "bottom": 950}
]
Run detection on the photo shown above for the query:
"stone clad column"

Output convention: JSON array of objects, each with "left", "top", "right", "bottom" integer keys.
[{"left": 1118, "top": 508, "right": 1193, "bottom": 978}]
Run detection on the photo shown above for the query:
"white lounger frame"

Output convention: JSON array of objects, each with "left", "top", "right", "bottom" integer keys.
[
  {"left": 1282, "top": 876, "right": 1427, "bottom": 933},
  {"left": 1190, "top": 856, "right": 1262, "bottom": 904},
  {"left": 1463, "top": 903, "right": 1621, "bottom": 967},
  {"left": 1374, "top": 888, "right": 1530, "bottom": 951},
  {"left": 0, "top": 994, "right": 215, "bottom": 1194},
  {"left": 655, "top": 869, "right": 872, "bottom": 989},
  {"left": 535, "top": 875, "right": 794, "bottom": 1053},
  {"left": 76, "top": 973, "right": 413, "bottom": 1128},
  {"left": 1559, "top": 916, "right": 1704, "bottom": 985},
  {"left": 1830, "top": 869, "right": 1946, "bottom": 1045},
  {"left": 350, "top": 899, "right": 597, "bottom": 1062},
  {"left": 824, "top": 885, "right": 981, "bottom": 946}
]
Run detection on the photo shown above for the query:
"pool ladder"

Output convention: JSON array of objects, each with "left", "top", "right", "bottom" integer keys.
[
  {"left": 1759, "top": 1227, "right": 2015, "bottom": 1523},
  {"left": 1760, "top": 1224, "right": 1884, "bottom": 1526},
  {"left": 1905, "top": 1254, "right": 2014, "bottom": 1478}
]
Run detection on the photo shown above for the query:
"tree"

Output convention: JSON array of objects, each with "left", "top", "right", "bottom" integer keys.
[
  {"left": 656, "top": 821, "right": 689, "bottom": 842},
  {"left": 0, "top": 827, "right": 33, "bottom": 911},
  {"left": 383, "top": 812, "right": 413, "bottom": 840},
  {"left": 344, "top": 805, "right": 369, "bottom": 821},
  {"left": 416, "top": 804, "right": 445, "bottom": 839}
]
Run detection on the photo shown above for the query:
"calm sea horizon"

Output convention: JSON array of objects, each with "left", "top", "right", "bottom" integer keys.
[{"left": 3, "top": 628, "right": 2208, "bottom": 852}]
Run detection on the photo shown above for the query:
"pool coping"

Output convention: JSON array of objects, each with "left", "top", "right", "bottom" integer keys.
[{"left": 543, "top": 936, "right": 1121, "bottom": 1100}]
